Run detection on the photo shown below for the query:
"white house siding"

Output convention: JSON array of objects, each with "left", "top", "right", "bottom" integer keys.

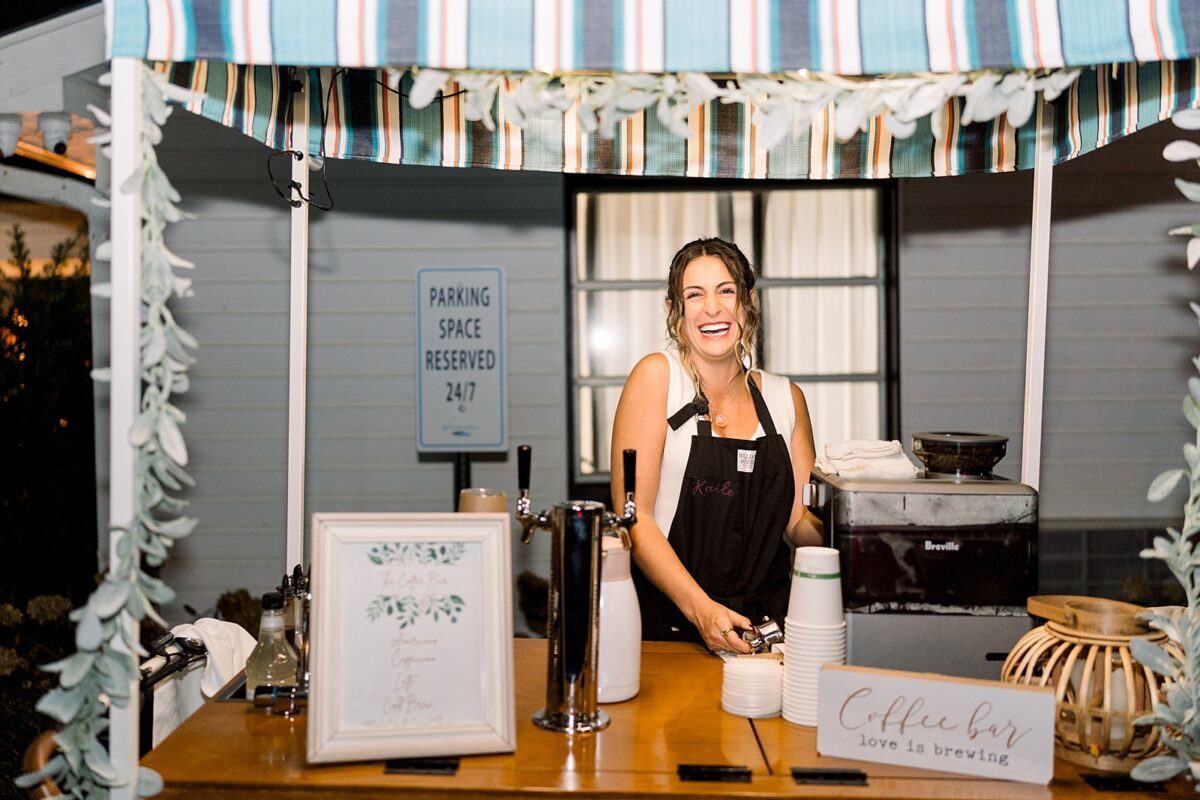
[
  {"left": 153, "top": 110, "right": 565, "bottom": 622},
  {"left": 899, "top": 118, "right": 1196, "bottom": 522},
  {"left": 108, "top": 107, "right": 1196, "bottom": 620},
  {"left": 898, "top": 120, "right": 1195, "bottom": 596}
]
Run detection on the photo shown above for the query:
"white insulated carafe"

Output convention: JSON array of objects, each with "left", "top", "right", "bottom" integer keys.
[{"left": 597, "top": 532, "right": 640, "bottom": 703}]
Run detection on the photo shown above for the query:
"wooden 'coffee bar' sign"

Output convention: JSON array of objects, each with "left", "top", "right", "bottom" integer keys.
[{"left": 817, "top": 665, "right": 1056, "bottom": 784}]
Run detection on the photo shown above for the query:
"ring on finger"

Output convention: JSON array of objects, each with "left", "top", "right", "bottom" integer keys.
[{"left": 719, "top": 627, "right": 732, "bottom": 638}]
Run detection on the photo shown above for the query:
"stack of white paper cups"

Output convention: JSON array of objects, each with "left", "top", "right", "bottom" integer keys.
[
  {"left": 782, "top": 546, "right": 846, "bottom": 726},
  {"left": 721, "top": 656, "right": 783, "bottom": 718}
]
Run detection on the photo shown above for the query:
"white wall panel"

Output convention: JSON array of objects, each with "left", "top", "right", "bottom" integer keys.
[
  {"left": 900, "top": 120, "right": 1198, "bottom": 521},
  {"left": 131, "top": 103, "right": 1200, "bottom": 623},
  {"left": 151, "top": 111, "right": 564, "bottom": 623}
]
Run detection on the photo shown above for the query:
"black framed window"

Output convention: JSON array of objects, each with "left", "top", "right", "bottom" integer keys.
[{"left": 568, "top": 179, "right": 896, "bottom": 489}]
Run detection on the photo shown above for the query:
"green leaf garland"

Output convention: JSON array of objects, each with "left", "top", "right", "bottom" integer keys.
[
  {"left": 1133, "top": 111, "right": 1200, "bottom": 788},
  {"left": 399, "top": 66, "right": 1081, "bottom": 152},
  {"left": 17, "top": 64, "right": 202, "bottom": 799}
]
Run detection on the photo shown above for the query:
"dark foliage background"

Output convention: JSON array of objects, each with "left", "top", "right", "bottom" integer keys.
[
  {"left": 0, "top": 222, "right": 97, "bottom": 798},
  {"left": 0, "top": 223, "right": 97, "bottom": 601}
]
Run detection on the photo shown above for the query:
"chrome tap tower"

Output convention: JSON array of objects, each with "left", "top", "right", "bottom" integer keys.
[{"left": 516, "top": 445, "right": 637, "bottom": 734}]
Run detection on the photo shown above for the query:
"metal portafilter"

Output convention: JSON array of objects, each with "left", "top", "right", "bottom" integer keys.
[
  {"left": 516, "top": 445, "right": 637, "bottom": 734},
  {"left": 740, "top": 617, "right": 784, "bottom": 654}
]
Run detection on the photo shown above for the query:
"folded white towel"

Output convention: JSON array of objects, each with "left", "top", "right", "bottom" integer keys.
[
  {"left": 150, "top": 657, "right": 206, "bottom": 748},
  {"left": 814, "top": 456, "right": 838, "bottom": 475},
  {"left": 150, "top": 618, "right": 256, "bottom": 748},
  {"left": 825, "top": 440, "right": 902, "bottom": 460},
  {"left": 834, "top": 454, "right": 920, "bottom": 480},
  {"left": 172, "top": 618, "right": 256, "bottom": 697}
]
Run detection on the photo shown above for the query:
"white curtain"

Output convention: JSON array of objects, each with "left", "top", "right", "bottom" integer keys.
[
  {"left": 760, "top": 189, "right": 880, "bottom": 452},
  {"left": 796, "top": 383, "right": 880, "bottom": 456},
  {"left": 760, "top": 189, "right": 878, "bottom": 278}
]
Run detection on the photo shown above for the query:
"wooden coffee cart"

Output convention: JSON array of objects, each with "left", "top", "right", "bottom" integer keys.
[{"left": 141, "top": 640, "right": 1183, "bottom": 799}]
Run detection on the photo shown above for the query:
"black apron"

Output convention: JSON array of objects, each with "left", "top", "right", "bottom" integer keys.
[{"left": 634, "top": 378, "right": 795, "bottom": 642}]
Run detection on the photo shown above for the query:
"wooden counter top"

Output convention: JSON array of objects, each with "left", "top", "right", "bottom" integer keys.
[{"left": 142, "top": 639, "right": 1189, "bottom": 799}]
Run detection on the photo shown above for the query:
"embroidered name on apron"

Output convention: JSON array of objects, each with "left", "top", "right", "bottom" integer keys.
[{"left": 691, "top": 479, "right": 735, "bottom": 497}]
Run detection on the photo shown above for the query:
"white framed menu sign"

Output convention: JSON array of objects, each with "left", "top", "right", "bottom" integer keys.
[
  {"left": 415, "top": 266, "right": 508, "bottom": 451},
  {"left": 307, "top": 512, "right": 515, "bottom": 764},
  {"left": 816, "top": 665, "right": 1055, "bottom": 784}
]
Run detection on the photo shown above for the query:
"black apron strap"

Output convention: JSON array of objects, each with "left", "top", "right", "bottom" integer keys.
[
  {"left": 748, "top": 378, "right": 778, "bottom": 437},
  {"left": 667, "top": 380, "right": 777, "bottom": 437},
  {"left": 667, "top": 397, "right": 708, "bottom": 431}
]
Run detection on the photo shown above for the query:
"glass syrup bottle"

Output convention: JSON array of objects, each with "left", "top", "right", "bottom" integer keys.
[{"left": 244, "top": 591, "right": 299, "bottom": 699}]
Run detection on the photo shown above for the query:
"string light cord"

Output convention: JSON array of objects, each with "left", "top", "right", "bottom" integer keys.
[
  {"left": 266, "top": 148, "right": 333, "bottom": 211},
  {"left": 266, "top": 68, "right": 468, "bottom": 210},
  {"left": 265, "top": 66, "right": 339, "bottom": 211},
  {"left": 367, "top": 73, "right": 468, "bottom": 102}
]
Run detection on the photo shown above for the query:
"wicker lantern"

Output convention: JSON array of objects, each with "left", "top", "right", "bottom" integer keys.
[{"left": 1001, "top": 596, "right": 1182, "bottom": 774}]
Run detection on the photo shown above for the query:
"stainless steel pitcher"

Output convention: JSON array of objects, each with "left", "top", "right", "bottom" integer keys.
[{"left": 516, "top": 445, "right": 637, "bottom": 734}]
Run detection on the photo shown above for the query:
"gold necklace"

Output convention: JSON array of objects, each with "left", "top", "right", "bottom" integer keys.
[
  {"left": 705, "top": 387, "right": 744, "bottom": 430},
  {"left": 709, "top": 403, "right": 728, "bottom": 429}
]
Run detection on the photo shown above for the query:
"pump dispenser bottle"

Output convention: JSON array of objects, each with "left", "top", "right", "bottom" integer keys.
[{"left": 244, "top": 591, "right": 299, "bottom": 699}]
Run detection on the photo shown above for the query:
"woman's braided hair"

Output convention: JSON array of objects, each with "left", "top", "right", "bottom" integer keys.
[{"left": 664, "top": 237, "right": 761, "bottom": 399}]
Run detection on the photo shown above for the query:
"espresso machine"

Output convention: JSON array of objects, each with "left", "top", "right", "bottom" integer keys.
[
  {"left": 805, "top": 433, "right": 1037, "bottom": 680},
  {"left": 516, "top": 445, "right": 637, "bottom": 733}
]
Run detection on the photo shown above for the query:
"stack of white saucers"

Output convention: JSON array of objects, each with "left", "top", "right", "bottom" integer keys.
[
  {"left": 721, "top": 656, "right": 783, "bottom": 718},
  {"left": 781, "top": 546, "right": 846, "bottom": 726}
]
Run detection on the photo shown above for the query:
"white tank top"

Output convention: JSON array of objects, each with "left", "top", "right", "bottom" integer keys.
[{"left": 652, "top": 349, "right": 795, "bottom": 538}]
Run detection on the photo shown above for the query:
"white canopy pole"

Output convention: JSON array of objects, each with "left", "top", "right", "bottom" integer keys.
[
  {"left": 1021, "top": 99, "right": 1055, "bottom": 491},
  {"left": 286, "top": 72, "right": 311, "bottom": 571},
  {"left": 108, "top": 55, "right": 142, "bottom": 800}
]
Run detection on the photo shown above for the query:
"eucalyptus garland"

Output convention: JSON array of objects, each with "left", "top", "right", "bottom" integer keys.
[
  {"left": 15, "top": 64, "right": 201, "bottom": 799},
  {"left": 396, "top": 66, "right": 1081, "bottom": 150},
  {"left": 1131, "top": 106, "right": 1200, "bottom": 788}
]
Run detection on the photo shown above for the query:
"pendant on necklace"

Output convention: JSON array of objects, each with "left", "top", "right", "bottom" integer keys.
[{"left": 712, "top": 412, "right": 728, "bottom": 429}]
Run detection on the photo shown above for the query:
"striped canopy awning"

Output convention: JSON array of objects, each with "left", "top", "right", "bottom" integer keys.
[
  {"left": 112, "top": 1, "right": 1200, "bottom": 178},
  {"left": 114, "top": 0, "right": 1200, "bottom": 75},
  {"left": 162, "top": 58, "right": 1199, "bottom": 180}
]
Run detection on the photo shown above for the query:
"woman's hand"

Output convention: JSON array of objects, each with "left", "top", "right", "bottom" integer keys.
[{"left": 688, "top": 598, "right": 753, "bottom": 654}]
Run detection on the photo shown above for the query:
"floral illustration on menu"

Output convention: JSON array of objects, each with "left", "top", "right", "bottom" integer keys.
[
  {"left": 368, "top": 541, "right": 466, "bottom": 566},
  {"left": 365, "top": 542, "right": 467, "bottom": 628},
  {"left": 366, "top": 593, "right": 465, "bottom": 627}
]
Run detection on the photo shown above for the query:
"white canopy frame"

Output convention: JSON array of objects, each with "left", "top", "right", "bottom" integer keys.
[
  {"left": 1022, "top": 99, "right": 1055, "bottom": 491},
  {"left": 108, "top": 56, "right": 143, "bottom": 800},
  {"left": 286, "top": 74, "right": 311, "bottom": 571}
]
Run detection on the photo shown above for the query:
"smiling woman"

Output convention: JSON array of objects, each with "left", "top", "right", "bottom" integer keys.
[{"left": 608, "top": 237, "right": 823, "bottom": 654}]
